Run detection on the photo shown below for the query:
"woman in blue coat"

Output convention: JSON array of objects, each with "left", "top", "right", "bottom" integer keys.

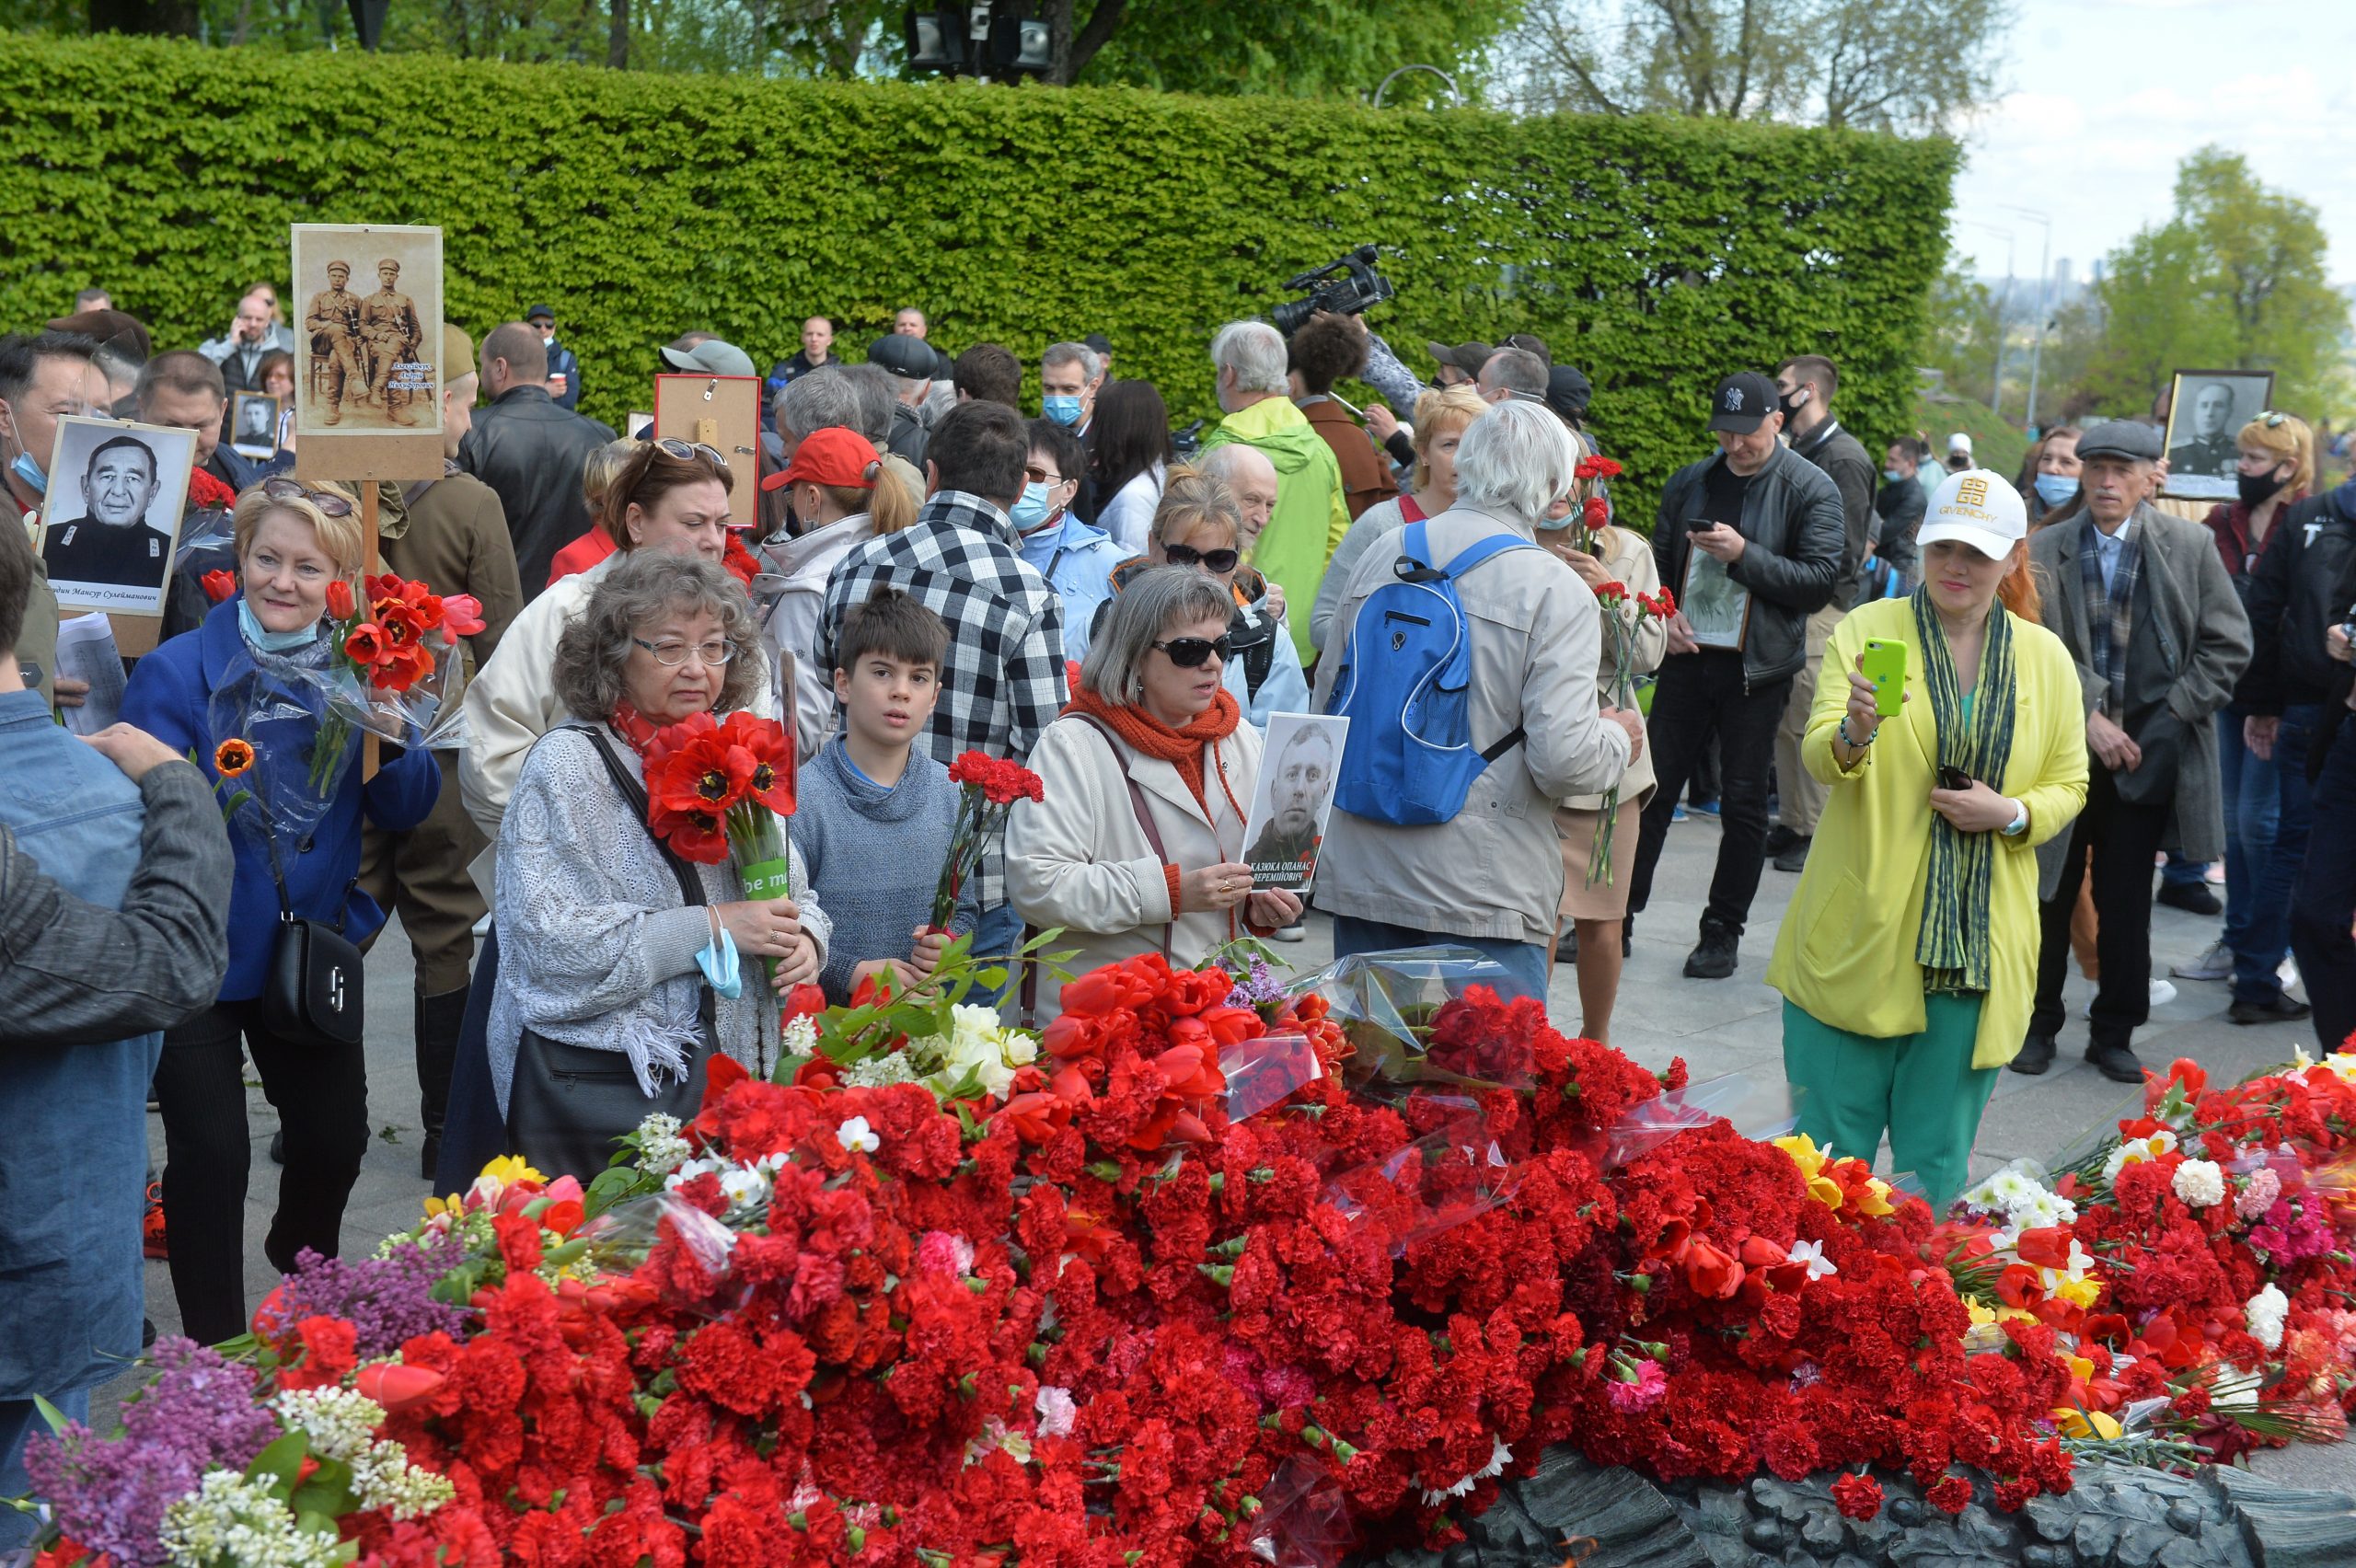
[{"left": 122, "top": 479, "right": 438, "bottom": 1345}]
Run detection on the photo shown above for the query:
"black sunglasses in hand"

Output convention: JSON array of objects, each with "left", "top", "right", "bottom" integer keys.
[
  {"left": 1162, "top": 543, "right": 1240, "bottom": 574},
  {"left": 1153, "top": 633, "right": 1233, "bottom": 668}
]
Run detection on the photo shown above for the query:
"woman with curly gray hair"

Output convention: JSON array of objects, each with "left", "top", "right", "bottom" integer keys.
[{"left": 487, "top": 551, "right": 830, "bottom": 1175}]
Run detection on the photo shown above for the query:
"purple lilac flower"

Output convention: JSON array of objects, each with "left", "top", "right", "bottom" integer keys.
[
  {"left": 256, "top": 1235, "right": 468, "bottom": 1358},
  {"left": 22, "top": 1339, "right": 280, "bottom": 1568}
]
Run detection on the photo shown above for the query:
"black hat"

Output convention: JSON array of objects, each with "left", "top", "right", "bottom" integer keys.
[
  {"left": 1082, "top": 332, "right": 1112, "bottom": 357},
  {"left": 1545, "top": 364, "right": 1592, "bottom": 420},
  {"left": 1708, "top": 372, "right": 1779, "bottom": 433},
  {"left": 525, "top": 304, "right": 555, "bottom": 323},
  {"left": 1502, "top": 332, "right": 1551, "bottom": 364},
  {"left": 1426, "top": 340, "right": 1495, "bottom": 377},
  {"left": 2074, "top": 419, "right": 2163, "bottom": 463},
  {"left": 867, "top": 335, "right": 936, "bottom": 378}
]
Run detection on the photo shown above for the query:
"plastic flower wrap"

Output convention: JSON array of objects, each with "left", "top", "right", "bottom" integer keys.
[
  {"left": 1286, "top": 945, "right": 1536, "bottom": 1102},
  {"left": 1603, "top": 1067, "right": 1797, "bottom": 1168},
  {"left": 1324, "top": 1107, "right": 1522, "bottom": 1252},
  {"left": 203, "top": 643, "right": 362, "bottom": 857}
]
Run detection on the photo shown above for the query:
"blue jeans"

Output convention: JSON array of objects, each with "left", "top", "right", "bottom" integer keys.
[
  {"left": 2239, "top": 704, "right": 2321, "bottom": 1004},
  {"left": 1330, "top": 915, "right": 1551, "bottom": 1003},
  {"left": 2292, "top": 717, "right": 2356, "bottom": 1055},
  {"left": 1, "top": 1388, "right": 92, "bottom": 1551},
  {"left": 2159, "top": 852, "right": 2208, "bottom": 888},
  {"left": 2219, "top": 707, "right": 2281, "bottom": 963},
  {"left": 971, "top": 902, "right": 1025, "bottom": 1003}
]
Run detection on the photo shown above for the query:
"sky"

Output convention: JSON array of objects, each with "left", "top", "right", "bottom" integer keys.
[{"left": 1947, "top": 0, "right": 2356, "bottom": 285}]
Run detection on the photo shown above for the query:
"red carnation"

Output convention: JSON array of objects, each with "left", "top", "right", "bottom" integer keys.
[
  {"left": 1925, "top": 1475, "right": 1973, "bottom": 1515},
  {"left": 1831, "top": 1472, "right": 1883, "bottom": 1521}
]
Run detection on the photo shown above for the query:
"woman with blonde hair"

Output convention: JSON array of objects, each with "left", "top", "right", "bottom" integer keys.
[
  {"left": 122, "top": 478, "right": 442, "bottom": 1344},
  {"left": 1309, "top": 385, "right": 1489, "bottom": 651}
]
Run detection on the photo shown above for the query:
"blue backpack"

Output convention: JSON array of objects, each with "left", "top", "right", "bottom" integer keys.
[{"left": 1322, "top": 520, "right": 1542, "bottom": 826}]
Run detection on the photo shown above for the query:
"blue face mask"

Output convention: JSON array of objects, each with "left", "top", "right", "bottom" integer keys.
[
  {"left": 1009, "top": 479, "right": 1055, "bottom": 532},
  {"left": 10, "top": 451, "right": 46, "bottom": 497},
  {"left": 1042, "top": 394, "right": 1083, "bottom": 428},
  {"left": 2034, "top": 473, "right": 2080, "bottom": 509},
  {"left": 237, "top": 598, "right": 324, "bottom": 652},
  {"left": 1884, "top": 468, "right": 1906, "bottom": 485},
  {"left": 696, "top": 923, "right": 743, "bottom": 999}
]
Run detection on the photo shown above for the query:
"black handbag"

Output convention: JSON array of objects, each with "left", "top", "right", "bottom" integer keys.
[
  {"left": 259, "top": 838, "right": 366, "bottom": 1048},
  {"left": 504, "top": 725, "right": 719, "bottom": 1178}
]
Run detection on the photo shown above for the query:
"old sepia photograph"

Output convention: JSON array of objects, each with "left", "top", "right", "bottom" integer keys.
[
  {"left": 39, "top": 415, "right": 196, "bottom": 617},
  {"left": 291, "top": 224, "right": 442, "bottom": 439},
  {"left": 2162, "top": 368, "right": 2274, "bottom": 500}
]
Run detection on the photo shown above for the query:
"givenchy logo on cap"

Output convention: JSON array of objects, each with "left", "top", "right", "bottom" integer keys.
[
  {"left": 1957, "top": 477, "right": 1989, "bottom": 509},
  {"left": 1724, "top": 387, "right": 1744, "bottom": 411}
]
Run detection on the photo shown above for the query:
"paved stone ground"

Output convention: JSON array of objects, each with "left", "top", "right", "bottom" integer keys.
[{"left": 114, "top": 812, "right": 2356, "bottom": 1494}]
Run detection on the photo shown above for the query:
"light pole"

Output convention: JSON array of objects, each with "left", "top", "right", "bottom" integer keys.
[
  {"left": 1999, "top": 206, "right": 2053, "bottom": 433},
  {"left": 1964, "top": 223, "right": 2015, "bottom": 419}
]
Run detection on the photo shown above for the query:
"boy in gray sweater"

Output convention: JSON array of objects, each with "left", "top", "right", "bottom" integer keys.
[{"left": 791, "top": 587, "right": 977, "bottom": 1001}]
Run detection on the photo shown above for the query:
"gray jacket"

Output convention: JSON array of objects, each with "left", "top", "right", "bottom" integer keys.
[
  {"left": 1652, "top": 443, "right": 1846, "bottom": 689},
  {"left": 1310, "top": 502, "right": 1632, "bottom": 947},
  {"left": 2029, "top": 502, "right": 2252, "bottom": 893}
]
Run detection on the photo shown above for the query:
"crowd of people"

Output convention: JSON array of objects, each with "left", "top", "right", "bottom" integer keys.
[{"left": 3, "top": 282, "right": 2355, "bottom": 1540}]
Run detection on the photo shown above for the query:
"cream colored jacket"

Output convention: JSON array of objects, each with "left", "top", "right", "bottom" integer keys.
[
  {"left": 1559, "top": 524, "right": 1665, "bottom": 813},
  {"left": 1006, "top": 712, "right": 1264, "bottom": 1018}
]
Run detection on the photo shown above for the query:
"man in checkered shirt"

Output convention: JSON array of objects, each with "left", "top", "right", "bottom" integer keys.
[{"left": 820, "top": 399, "right": 1067, "bottom": 963}]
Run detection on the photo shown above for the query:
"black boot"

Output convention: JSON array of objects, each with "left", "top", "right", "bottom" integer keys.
[
  {"left": 1684, "top": 920, "right": 1740, "bottom": 980},
  {"left": 2010, "top": 1032, "right": 2056, "bottom": 1075},
  {"left": 415, "top": 986, "right": 469, "bottom": 1182}
]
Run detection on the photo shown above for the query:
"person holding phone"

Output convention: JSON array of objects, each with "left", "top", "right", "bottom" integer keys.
[{"left": 1764, "top": 470, "right": 2088, "bottom": 1207}]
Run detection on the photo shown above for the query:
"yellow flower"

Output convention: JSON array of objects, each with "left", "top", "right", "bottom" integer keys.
[
  {"left": 2065, "top": 1355, "right": 2095, "bottom": 1385},
  {"left": 1967, "top": 1299, "right": 1997, "bottom": 1326},
  {"left": 2054, "top": 1275, "right": 2102, "bottom": 1310},
  {"left": 479, "top": 1155, "right": 547, "bottom": 1187},
  {"left": 1853, "top": 1178, "right": 1897, "bottom": 1218},
  {"left": 1773, "top": 1134, "right": 1829, "bottom": 1179},
  {"left": 2050, "top": 1406, "right": 2120, "bottom": 1441}
]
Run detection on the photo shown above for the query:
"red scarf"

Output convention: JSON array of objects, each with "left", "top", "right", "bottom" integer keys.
[
  {"left": 608, "top": 703, "right": 663, "bottom": 756},
  {"left": 1068, "top": 685, "right": 1242, "bottom": 821}
]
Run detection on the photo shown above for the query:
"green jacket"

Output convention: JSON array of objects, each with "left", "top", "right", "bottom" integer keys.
[{"left": 1200, "top": 397, "right": 1349, "bottom": 664}]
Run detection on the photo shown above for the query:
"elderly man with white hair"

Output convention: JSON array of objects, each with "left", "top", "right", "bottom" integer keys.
[
  {"left": 1311, "top": 400, "right": 1646, "bottom": 999},
  {"left": 1197, "top": 443, "right": 1286, "bottom": 619},
  {"left": 1200, "top": 320, "right": 1349, "bottom": 664}
]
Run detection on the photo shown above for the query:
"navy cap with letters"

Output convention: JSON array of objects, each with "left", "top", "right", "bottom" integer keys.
[{"left": 1708, "top": 371, "right": 1779, "bottom": 433}]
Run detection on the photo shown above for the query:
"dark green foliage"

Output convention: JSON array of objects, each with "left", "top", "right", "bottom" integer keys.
[{"left": 0, "top": 34, "right": 1953, "bottom": 521}]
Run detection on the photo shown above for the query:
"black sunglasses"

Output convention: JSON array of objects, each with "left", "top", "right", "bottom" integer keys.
[
  {"left": 652, "top": 437, "right": 728, "bottom": 467},
  {"left": 1162, "top": 543, "right": 1240, "bottom": 574},
  {"left": 1153, "top": 633, "right": 1232, "bottom": 668},
  {"left": 260, "top": 476, "right": 353, "bottom": 517}
]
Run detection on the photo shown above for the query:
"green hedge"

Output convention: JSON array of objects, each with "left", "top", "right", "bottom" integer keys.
[{"left": 0, "top": 35, "right": 1955, "bottom": 523}]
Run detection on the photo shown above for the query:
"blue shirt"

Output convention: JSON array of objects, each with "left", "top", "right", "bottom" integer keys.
[
  {"left": 0, "top": 689, "right": 156, "bottom": 1397},
  {"left": 1015, "top": 512, "right": 1126, "bottom": 669},
  {"left": 2090, "top": 516, "right": 2135, "bottom": 594}
]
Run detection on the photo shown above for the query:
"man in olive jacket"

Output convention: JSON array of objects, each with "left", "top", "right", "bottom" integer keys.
[{"left": 2021, "top": 421, "right": 2250, "bottom": 1083}]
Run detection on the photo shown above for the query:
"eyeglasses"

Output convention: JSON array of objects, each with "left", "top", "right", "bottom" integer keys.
[
  {"left": 1152, "top": 633, "right": 1232, "bottom": 668},
  {"left": 652, "top": 438, "right": 729, "bottom": 467},
  {"left": 1161, "top": 543, "right": 1240, "bottom": 573},
  {"left": 1023, "top": 465, "right": 1067, "bottom": 486},
  {"left": 632, "top": 636, "right": 738, "bottom": 667},
  {"left": 261, "top": 476, "right": 354, "bottom": 517}
]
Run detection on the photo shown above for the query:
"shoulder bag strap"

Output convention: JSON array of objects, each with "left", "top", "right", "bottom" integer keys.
[
  {"left": 1068, "top": 713, "right": 1172, "bottom": 961},
  {"left": 566, "top": 723, "right": 721, "bottom": 1044}
]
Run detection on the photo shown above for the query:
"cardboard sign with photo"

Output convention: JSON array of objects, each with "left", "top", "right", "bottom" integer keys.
[
  {"left": 2161, "top": 368, "right": 2274, "bottom": 501},
  {"left": 1680, "top": 545, "right": 1751, "bottom": 651},
  {"left": 290, "top": 225, "right": 442, "bottom": 440},
  {"left": 38, "top": 415, "right": 196, "bottom": 618},
  {"left": 230, "top": 390, "right": 282, "bottom": 459},
  {"left": 1240, "top": 712, "right": 1349, "bottom": 894}
]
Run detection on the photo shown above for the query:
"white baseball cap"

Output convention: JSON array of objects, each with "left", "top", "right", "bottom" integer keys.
[
  {"left": 1919, "top": 468, "right": 2027, "bottom": 559},
  {"left": 1946, "top": 432, "right": 1974, "bottom": 455}
]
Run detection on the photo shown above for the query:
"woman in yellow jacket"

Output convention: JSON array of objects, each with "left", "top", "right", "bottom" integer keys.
[{"left": 1765, "top": 471, "right": 2088, "bottom": 1207}]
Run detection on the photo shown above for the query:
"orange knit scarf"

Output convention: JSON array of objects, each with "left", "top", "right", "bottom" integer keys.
[{"left": 1068, "top": 685, "right": 1244, "bottom": 820}]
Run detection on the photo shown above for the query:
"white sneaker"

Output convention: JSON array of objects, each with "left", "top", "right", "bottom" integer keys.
[
  {"left": 1268, "top": 923, "right": 1307, "bottom": 944},
  {"left": 2085, "top": 978, "right": 2177, "bottom": 1020},
  {"left": 2171, "top": 941, "right": 2234, "bottom": 982}
]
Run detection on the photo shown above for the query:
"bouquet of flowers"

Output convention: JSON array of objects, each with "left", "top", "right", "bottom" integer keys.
[
  {"left": 928, "top": 750, "right": 1044, "bottom": 930},
  {"left": 1585, "top": 583, "right": 1676, "bottom": 887},
  {"left": 641, "top": 709, "right": 799, "bottom": 991},
  {"left": 308, "top": 573, "right": 481, "bottom": 789}
]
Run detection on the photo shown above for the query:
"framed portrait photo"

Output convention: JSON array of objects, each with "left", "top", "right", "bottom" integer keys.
[
  {"left": 230, "top": 390, "right": 282, "bottom": 459},
  {"left": 1679, "top": 542, "right": 1751, "bottom": 651},
  {"left": 38, "top": 416, "right": 197, "bottom": 620},
  {"left": 2162, "top": 368, "right": 2274, "bottom": 501},
  {"left": 1239, "top": 712, "right": 1350, "bottom": 894}
]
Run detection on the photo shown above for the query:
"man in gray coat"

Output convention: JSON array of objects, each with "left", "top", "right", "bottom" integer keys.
[
  {"left": 2018, "top": 420, "right": 2250, "bottom": 1082},
  {"left": 1311, "top": 401, "right": 1644, "bottom": 1000}
]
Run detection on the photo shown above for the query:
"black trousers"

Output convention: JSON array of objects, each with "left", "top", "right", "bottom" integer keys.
[
  {"left": 2032, "top": 766, "right": 2172, "bottom": 1050},
  {"left": 2291, "top": 718, "right": 2356, "bottom": 1056},
  {"left": 154, "top": 999, "right": 370, "bottom": 1345},
  {"left": 1626, "top": 651, "right": 1790, "bottom": 936}
]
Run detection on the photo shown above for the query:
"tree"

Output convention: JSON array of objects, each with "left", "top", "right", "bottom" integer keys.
[
  {"left": 1491, "top": 0, "right": 2009, "bottom": 134},
  {"left": 2077, "top": 147, "right": 2349, "bottom": 419}
]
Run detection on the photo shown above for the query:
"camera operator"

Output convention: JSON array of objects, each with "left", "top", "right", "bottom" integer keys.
[{"left": 1288, "top": 313, "right": 1399, "bottom": 522}]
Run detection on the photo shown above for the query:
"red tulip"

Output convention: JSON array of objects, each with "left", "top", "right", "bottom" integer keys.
[
  {"left": 356, "top": 1361, "right": 448, "bottom": 1413},
  {"left": 201, "top": 569, "right": 237, "bottom": 603},
  {"left": 2014, "top": 1227, "right": 2074, "bottom": 1270},
  {"left": 324, "top": 579, "right": 355, "bottom": 620},
  {"left": 343, "top": 622, "right": 385, "bottom": 665},
  {"left": 1682, "top": 1237, "right": 1744, "bottom": 1299},
  {"left": 441, "top": 593, "right": 486, "bottom": 639}
]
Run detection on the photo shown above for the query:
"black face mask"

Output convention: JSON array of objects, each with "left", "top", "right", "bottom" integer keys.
[
  {"left": 1777, "top": 386, "right": 1810, "bottom": 423},
  {"left": 2236, "top": 467, "right": 2289, "bottom": 508}
]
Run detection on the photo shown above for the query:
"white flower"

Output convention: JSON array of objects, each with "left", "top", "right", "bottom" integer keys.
[
  {"left": 837, "top": 1115, "right": 880, "bottom": 1154},
  {"left": 717, "top": 1164, "right": 770, "bottom": 1208},
  {"left": 2212, "top": 1364, "right": 2261, "bottom": 1410},
  {"left": 1035, "top": 1385, "right": 1077, "bottom": 1437},
  {"left": 845, "top": 1052, "right": 921, "bottom": 1088},
  {"left": 2246, "top": 1284, "right": 2290, "bottom": 1351},
  {"left": 1786, "top": 1239, "right": 1838, "bottom": 1281},
  {"left": 2101, "top": 1130, "right": 2178, "bottom": 1183},
  {"left": 2326, "top": 1052, "right": 2356, "bottom": 1086},
  {"left": 634, "top": 1113, "right": 691, "bottom": 1178},
  {"left": 783, "top": 1012, "right": 820, "bottom": 1061},
  {"left": 271, "top": 1388, "right": 454, "bottom": 1522},
  {"left": 161, "top": 1472, "right": 350, "bottom": 1567},
  {"left": 2172, "top": 1159, "right": 2227, "bottom": 1209},
  {"left": 963, "top": 1416, "right": 1033, "bottom": 1467},
  {"left": 934, "top": 1003, "right": 1035, "bottom": 1100}
]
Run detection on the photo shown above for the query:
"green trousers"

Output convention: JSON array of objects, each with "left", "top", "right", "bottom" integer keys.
[{"left": 1780, "top": 992, "right": 1994, "bottom": 1212}]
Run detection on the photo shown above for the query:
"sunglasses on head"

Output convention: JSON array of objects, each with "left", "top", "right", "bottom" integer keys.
[
  {"left": 652, "top": 437, "right": 728, "bottom": 467},
  {"left": 2255, "top": 410, "right": 2290, "bottom": 429},
  {"left": 1162, "top": 543, "right": 1240, "bottom": 573},
  {"left": 260, "top": 476, "right": 354, "bottom": 517},
  {"left": 1153, "top": 633, "right": 1232, "bottom": 668}
]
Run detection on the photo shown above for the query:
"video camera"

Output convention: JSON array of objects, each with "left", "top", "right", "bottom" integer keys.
[{"left": 1269, "top": 245, "right": 1394, "bottom": 337}]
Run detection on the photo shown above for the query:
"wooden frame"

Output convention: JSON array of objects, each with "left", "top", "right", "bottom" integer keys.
[
  {"left": 2161, "top": 368, "right": 2274, "bottom": 502},
  {"left": 653, "top": 374, "right": 764, "bottom": 532},
  {"left": 39, "top": 414, "right": 197, "bottom": 656},
  {"left": 291, "top": 223, "right": 445, "bottom": 483}
]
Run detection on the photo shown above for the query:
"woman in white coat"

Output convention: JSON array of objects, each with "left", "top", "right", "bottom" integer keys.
[{"left": 1008, "top": 568, "right": 1304, "bottom": 1015}]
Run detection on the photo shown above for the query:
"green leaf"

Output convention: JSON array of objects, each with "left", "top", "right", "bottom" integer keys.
[
  {"left": 244, "top": 1430, "right": 311, "bottom": 1493},
  {"left": 30, "top": 1393, "right": 70, "bottom": 1435}
]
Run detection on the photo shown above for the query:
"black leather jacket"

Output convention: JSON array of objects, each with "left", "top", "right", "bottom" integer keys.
[
  {"left": 456, "top": 386, "right": 617, "bottom": 596},
  {"left": 2239, "top": 488, "right": 2356, "bottom": 713},
  {"left": 1651, "top": 443, "right": 1848, "bottom": 690}
]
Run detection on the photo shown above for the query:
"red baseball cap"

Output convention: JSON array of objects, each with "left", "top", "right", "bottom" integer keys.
[{"left": 759, "top": 426, "right": 881, "bottom": 491}]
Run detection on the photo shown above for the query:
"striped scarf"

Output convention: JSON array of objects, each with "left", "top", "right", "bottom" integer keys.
[
  {"left": 1912, "top": 589, "right": 2017, "bottom": 995},
  {"left": 2078, "top": 513, "right": 2140, "bottom": 720}
]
